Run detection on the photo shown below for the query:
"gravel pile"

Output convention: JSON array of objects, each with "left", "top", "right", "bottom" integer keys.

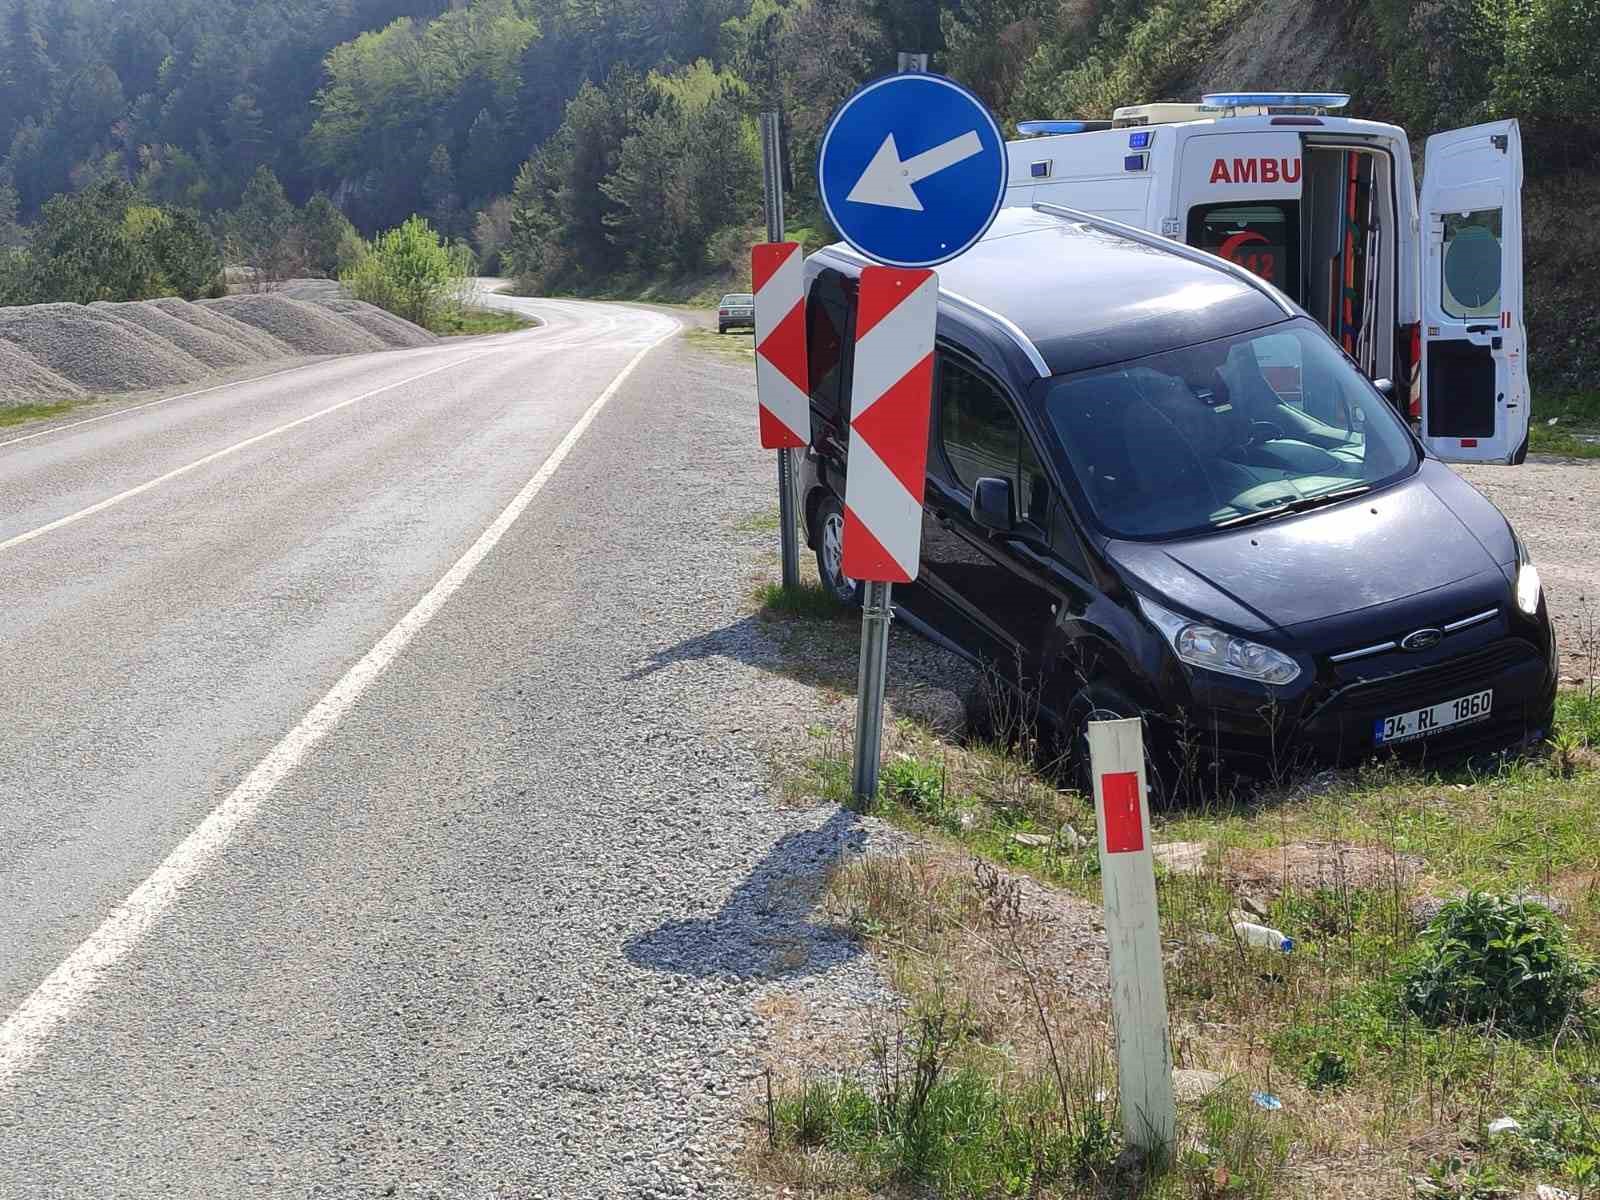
[
  {"left": 320, "top": 299, "right": 438, "bottom": 349},
  {"left": 200, "top": 294, "right": 387, "bottom": 356},
  {"left": 1, "top": 287, "right": 438, "bottom": 407},
  {"left": 0, "top": 340, "right": 84, "bottom": 407},
  {"left": 148, "top": 297, "right": 292, "bottom": 359},
  {"left": 0, "top": 303, "right": 207, "bottom": 393},
  {"left": 275, "top": 278, "right": 345, "bottom": 304},
  {"left": 90, "top": 300, "right": 261, "bottom": 370}
]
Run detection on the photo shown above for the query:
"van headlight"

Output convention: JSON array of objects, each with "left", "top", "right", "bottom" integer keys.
[
  {"left": 1138, "top": 596, "right": 1302, "bottom": 685},
  {"left": 1511, "top": 533, "right": 1542, "bottom": 617},
  {"left": 1516, "top": 561, "right": 1542, "bottom": 616}
]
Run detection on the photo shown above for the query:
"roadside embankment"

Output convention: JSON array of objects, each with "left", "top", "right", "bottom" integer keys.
[{"left": 0, "top": 290, "right": 437, "bottom": 410}]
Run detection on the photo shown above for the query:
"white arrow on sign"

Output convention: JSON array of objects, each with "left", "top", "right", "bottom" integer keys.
[{"left": 846, "top": 130, "right": 984, "bottom": 212}]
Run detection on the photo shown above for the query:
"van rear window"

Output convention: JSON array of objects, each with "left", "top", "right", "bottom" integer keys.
[{"left": 1188, "top": 202, "right": 1300, "bottom": 302}]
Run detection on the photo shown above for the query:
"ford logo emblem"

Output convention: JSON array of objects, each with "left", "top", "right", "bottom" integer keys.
[{"left": 1400, "top": 628, "right": 1443, "bottom": 653}]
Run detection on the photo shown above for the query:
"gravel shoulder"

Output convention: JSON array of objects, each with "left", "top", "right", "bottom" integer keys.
[{"left": 1455, "top": 455, "right": 1600, "bottom": 681}]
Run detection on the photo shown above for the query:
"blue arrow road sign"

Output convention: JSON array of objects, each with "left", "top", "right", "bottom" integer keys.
[{"left": 818, "top": 73, "right": 1007, "bottom": 269}]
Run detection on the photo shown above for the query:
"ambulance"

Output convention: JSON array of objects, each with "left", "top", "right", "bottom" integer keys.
[{"left": 1004, "top": 93, "right": 1530, "bottom": 464}]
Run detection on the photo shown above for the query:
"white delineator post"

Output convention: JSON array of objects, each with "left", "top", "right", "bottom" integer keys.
[{"left": 1087, "top": 717, "right": 1177, "bottom": 1157}]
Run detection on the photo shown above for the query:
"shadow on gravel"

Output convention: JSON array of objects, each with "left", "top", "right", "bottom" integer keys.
[
  {"left": 623, "top": 615, "right": 774, "bottom": 681},
  {"left": 624, "top": 808, "right": 866, "bottom": 979}
]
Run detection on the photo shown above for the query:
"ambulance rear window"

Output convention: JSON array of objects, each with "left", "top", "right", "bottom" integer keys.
[{"left": 1188, "top": 202, "right": 1300, "bottom": 302}]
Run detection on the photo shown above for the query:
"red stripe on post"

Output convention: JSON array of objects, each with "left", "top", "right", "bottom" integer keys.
[
  {"left": 1101, "top": 770, "right": 1144, "bottom": 853},
  {"left": 751, "top": 242, "right": 796, "bottom": 296},
  {"left": 758, "top": 299, "right": 809, "bottom": 396},
  {"left": 850, "top": 351, "right": 934, "bottom": 500}
]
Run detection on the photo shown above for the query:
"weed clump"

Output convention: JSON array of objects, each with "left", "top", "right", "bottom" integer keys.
[{"left": 1401, "top": 892, "right": 1597, "bottom": 1035}]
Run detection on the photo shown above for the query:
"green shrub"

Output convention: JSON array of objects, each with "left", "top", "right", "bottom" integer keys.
[
  {"left": 1401, "top": 892, "right": 1597, "bottom": 1035},
  {"left": 340, "top": 214, "right": 472, "bottom": 330},
  {"left": 145, "top": 208, "right": 222, "bottom": 300},
  {"left": 1302, "top": 1048, "right": 1352, "bottom": 1091},
  {"left": 882, "top": 756, "right": 946, "bottom": 814}
]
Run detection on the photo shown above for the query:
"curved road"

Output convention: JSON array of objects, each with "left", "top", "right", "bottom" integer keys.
[{"left": 0, "top": 295, "right": 811, "bottom": 1196}]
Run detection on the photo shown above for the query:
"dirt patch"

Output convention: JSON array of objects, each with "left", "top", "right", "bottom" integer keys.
[
  {"left": 1225, "top": 840, "right": 1426, "bottom": 894},
  {"left": 1456, "top": 459, "right": 1600, "bottom": 682},
  {"left": 0, "top": 340, "right": 84, "bottom": 407},
  {"left": 1193, "top": 0, "right": 1358, "bottom": 94},
  {"left": 826, "top": 848, "right": 1110, "bottom": 1055},
  {"left": 200, "top": 294, "right": 386, "bottom": 356},
  {"left": 0, "top": 302, "right": 206, "bottom": 392},
  {"left": 90, "top": 300, "right": 262, "bottom": 370}
]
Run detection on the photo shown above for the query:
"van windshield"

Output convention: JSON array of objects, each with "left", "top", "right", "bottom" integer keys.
[{"left": 1041, "top": 318, "right": 1418, "bottom": 540}]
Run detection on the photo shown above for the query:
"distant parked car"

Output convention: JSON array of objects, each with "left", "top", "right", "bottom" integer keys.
[{"left": 717, "top": 293, "right": 754, "bottom": 334}]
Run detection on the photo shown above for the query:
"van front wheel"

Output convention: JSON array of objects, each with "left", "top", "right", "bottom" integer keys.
[
  {"left": 1063, "top": 684, "right": 1169, "bottom": 808},
  {"left": 813, "top": 495, "right": 862, "bottom": 608}
]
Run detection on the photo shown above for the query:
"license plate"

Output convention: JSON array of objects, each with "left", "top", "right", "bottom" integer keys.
[{"left": 1374, "top": 689, "right": 1493, "bottom": 745}]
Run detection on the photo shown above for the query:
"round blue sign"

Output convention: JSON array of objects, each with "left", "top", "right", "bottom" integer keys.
[{"left": 818, "top": 73, "right": 1008, "bottom": 269}]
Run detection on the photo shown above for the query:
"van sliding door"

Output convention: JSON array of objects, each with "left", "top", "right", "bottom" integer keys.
[{"left": 1419, "top": 120, "right": 1529, "bottom": 465}]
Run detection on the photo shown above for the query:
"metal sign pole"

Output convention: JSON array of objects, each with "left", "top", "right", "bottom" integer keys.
[
  {"left": 851, "top": 579, "right": 893, "bottom": 801},
  {"left": 817, "top": 62, "right": 1001, "bottom": 806},
  {"left": 760, "top": 111, "right": 801, "bottom": 591}
]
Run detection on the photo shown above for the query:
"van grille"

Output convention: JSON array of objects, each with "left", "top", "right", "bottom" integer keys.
[{"left": 1333, "top": 641, "right": 1539, "bottom": 711}]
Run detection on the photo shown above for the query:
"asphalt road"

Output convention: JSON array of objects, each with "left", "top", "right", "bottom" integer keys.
[{"left": 0, "top": 294, "right": 846, "bottom": 1197}]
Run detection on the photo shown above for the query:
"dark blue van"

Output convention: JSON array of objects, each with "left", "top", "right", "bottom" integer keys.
[{"left": 799, "top": 206, "right": 1557, "bottom": 787}]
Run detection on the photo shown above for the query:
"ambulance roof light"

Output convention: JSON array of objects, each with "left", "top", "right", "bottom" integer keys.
[
  {"left": 1016, "top": 120, "right": 1112, "bottom": 136},
  {"left": 1201, "top": 92, "right": 1350, "bottom": 113}
]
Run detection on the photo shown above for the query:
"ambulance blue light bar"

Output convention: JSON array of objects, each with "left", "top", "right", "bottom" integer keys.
[
  {"left": 1201, "top": 92, "right": 1350, "bottom": 111},
  {"left": 1017, "top": 120, "right": 1111, "bottom": 136}
]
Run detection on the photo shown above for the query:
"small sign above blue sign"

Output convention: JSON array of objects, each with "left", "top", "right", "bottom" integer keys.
[{"left": 818, "top": 73, "right": 1007, "bottom": 269}]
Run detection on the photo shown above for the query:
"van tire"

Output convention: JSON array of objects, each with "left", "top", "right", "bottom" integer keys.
[
  {"left": 813, "top": 495, "right": 862, "bottom": 608},
  {"left": 1063, "top": 684, "right": 1170, "bottom": 807}
]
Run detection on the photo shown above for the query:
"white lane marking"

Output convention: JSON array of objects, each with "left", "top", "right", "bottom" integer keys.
[
  {"left": 0, "top": 362, "right": 318, "bottom": 451},
  {"left": 0, "top": 352, "right": 495, "bottom": 554},
  {"left": 0, "top": 314, "right": 679, "bottom": 1088}
]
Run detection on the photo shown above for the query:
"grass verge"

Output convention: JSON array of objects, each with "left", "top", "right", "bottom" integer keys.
[
  {"left": 1531, "top": 388, "right": 1600, "bottom": 459},
  {"left": 684, "top": 325, "right": 755, "bottom": 360},
  {"left": 758, "top": 676, "right": 1600, "bottom": 1197},
  {"left": 756, "top": 580, "right": 851, "bottom": 623},
  {"left": 433, "top": 307, "right": 537, "bottom": 336},
  {"left": 0, "top": 400, "right": 78, "bottom": 429}
]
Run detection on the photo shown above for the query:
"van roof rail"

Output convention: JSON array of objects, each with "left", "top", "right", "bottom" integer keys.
[{"left": 1030, "top": 202, "right": 1297, "bottom": 317}]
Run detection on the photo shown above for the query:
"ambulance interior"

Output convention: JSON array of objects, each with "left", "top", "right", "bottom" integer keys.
[{"left": 1189, "top": 142, "right": 1398, "bottom": 424}]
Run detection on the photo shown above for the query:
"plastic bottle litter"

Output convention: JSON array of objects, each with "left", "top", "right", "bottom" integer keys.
[
  {"left": 1251, "top": 1091, "right": 1284, "bottom": 1111},
  {"left": 1487, "top": 1116, "right": 1521, "bottom": 1135},
  {"left": 1233, "top": 921, "right": 1294, "bottom": 952}
]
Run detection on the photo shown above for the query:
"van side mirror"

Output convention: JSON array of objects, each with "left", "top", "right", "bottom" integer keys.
[
  {"left": 971, "top": 477, "right": 1015, "bottom": 532},
  {"left": 1372, "top": 377, "right": 1394, "bottom": 398}
]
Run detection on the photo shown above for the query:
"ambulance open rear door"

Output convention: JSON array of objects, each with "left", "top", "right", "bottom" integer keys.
[{"left": 1418, "top": 119, "right": 1529, "bottom": 464}]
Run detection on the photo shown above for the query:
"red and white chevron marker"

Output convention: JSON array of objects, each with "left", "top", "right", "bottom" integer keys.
[
  {"left": 842, "top": 266, "right": 936, "bottom": 582},
  {"left": 752, "top": 242, "right": 808, "bottom": 450}
]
